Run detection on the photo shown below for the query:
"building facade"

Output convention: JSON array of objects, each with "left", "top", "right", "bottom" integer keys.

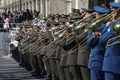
[{"left": 0, "top": 0, "right": 119, "bottom": 16}]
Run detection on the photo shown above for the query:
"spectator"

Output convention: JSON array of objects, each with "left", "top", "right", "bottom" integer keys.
[{"left": 33, "top": 10, "right": 39, "bottom": 19}]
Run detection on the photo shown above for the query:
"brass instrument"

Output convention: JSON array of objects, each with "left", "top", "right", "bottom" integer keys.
[
  {"left": 75, "top": 13, "right": 96, "bottom": 24},
  {"left": 42, "top": 45, "right": 57, "bottom": 62},
  {"left": 106, "top": 19, "right": 120, "bottom": 48},
  {"left": 106, "top": 36, "right": 120, "bottom": 48},
  {"left": 42, "top": 28, "right": 66, "bottom": 50},
  {"left": 18, "top": 37, "right": 37, "bottom": 51},
  {"left": 62, "top": 13, "right": 102, "bottom": 45},
  {"left": 88, "top": 8, "right": 120, "bottom": 30},
  {"left": 21, "top": 37, "right": 42, "bottom": 54},
  {"left": 68, "top": 11, "right": 116, "bottom": 54},
  {"left": 112, "top": 19, "right": 120, "bottom": 34},
  {"left": 43, "top": 12, "right": 112, "bottom": 59},
  {"left": 87, "top": 14, "right": 110, "bottom": 30},
  {"left": 68, "top": 32, "right": 87, "bottom": 55},
  {"left": 74, "top": 13, "right": 108, "bottom": 33},
  {"left": 41, "top": 10, "right": 120, "bottom": 61},
  {"left": 43, "top": 23, "right": 87, "bottom": 61},
  {"left": 65, "top": 13, "right": 107, "bottom": 45},
  {"left": 42, "top": 28, "right": 67, "bottom": 62}
]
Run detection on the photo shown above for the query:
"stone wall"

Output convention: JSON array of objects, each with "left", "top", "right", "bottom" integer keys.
[
  {"left": 50, "top": 0, "right": 67, "bottom": 14},
  {"left": 0, "top": 0, "right": 118, "bottom": 16}
]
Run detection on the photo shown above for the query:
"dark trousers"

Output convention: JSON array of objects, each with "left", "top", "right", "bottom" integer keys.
[
  {"left": 49, "top": 59, "right": 59, "bottom": 80},
  {"left": 69, "top": 66, "right": 81, "bottom": 80},
  {"left": 105, "top": 72, "right": 120, "bottom": 80},
  {"left": 80, "top": 67, "right": 90, "bottom": 80},
  {"left": 36, "top": 55, "right": 45, "bottom": 77},
  {"left": 56, "top": 61, "right": 66, "bottom": 80},
  {"left": 64, "top": 67, "right": 72, "bottom": 80},
  {"left": 91, "top": 69, "right": 104, "bottom": 80},
  {"left": 44, "top": 59, "right": 52, "bottom": 80}
]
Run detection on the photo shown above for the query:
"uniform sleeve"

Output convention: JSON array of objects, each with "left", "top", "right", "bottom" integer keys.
[
  {"left": 87, "top": 36, "right": 99, "bottom": 48},
  {"left": 63, "top": 37, "right": 77, "bottom": 51},
  {"left": 55, "top": 38, "right": 66, "bottom": 46},
  {"left": 87, "top": 30, "right": 93, "bottom": 39},
  {"left": 87, "top": 30, "right": 99, "bottom": 48},
  {"left": 98, "top": 23, "right": 106, "bottom": 32},
  {"left": 101, "top": 32, "right": 116, "bottom": 45},
  {"left": 102, "top": 22, "right": 113, "bottom": 33}
]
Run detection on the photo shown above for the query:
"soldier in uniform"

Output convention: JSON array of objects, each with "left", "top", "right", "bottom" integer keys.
[
  {"left": 35, "top": 35, "right": 48, "bottom": 77},
  {"left": 77, "top": 8, "right": 94, "bottom": 80},
  {"left": 102, "top": 2, "right": 120, "bottom": 80},
  {"left": 66, "top": 28, "right": 82, "bottom": 80},
  {"left": 26, "top": 29, "right": 40, "bottom": 73},
  {"left": 55, "top": 45, "right": 66, "bottom": 80},
  {"left": 56, "top": 27, "right": 82, "bottom": 80},
  {"left": 42, "top": 21, "right": 60, "bottom": 80},
  {"left": 52, "top": 21, "right": 67, "bottom": 80},
  {"left": 87, "top": 6, "right": 110, "bottom": 80},
  {"left": 55, "top": 28, "right": 72, "bottom": 80}
]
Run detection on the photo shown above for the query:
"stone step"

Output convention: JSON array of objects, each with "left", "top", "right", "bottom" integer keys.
[
  {"left": 0, "top": 32, "right": 45, "bottom": 80},
  {"left": 0, "top": 56, "right": 45, "bottom": 80}
]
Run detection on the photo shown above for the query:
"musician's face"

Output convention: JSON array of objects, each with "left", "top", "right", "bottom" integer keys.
[
  {"left": 112, "top": 11, "right": 117, "bottom": 19},
  {"left": 40, "top": 38, "right": 45, "bottom": 43},
  {"left": 84, "top": 13, "right": 92, "bottom": 21},
  {"left": 95, "top": 12, "right": 100, "bottom": 18},
  {"left": 66, "top": 32, "right": 73, "bottom": 37},
  {"left": 60, "top": 24, "right": 65, "bottom": 28}
]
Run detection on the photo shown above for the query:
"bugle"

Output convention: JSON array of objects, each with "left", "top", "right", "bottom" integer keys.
[
  {"left": 75, "top": 13, "right": 96, "bottom": 24},
  {"left": 106, "top": 19, "right": 120, "bottom": 48},
  {"left": 42, "top": 28, "right": 66, "bottom": 50}
]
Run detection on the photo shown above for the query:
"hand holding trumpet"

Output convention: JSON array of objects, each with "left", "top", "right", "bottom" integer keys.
[{"left": 93, "top": 32, "right": 101, "bottom": 38}]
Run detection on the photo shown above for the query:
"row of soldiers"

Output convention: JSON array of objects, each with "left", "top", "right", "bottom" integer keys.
[{"left": 9, "top": 2, "right": 120, "bottom": 80}]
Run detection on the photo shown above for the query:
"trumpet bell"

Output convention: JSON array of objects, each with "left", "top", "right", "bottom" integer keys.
[{"left": 113, "top": 20, "right": 120, "bottom": 35}]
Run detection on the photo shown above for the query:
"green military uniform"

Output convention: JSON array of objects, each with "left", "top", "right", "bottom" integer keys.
[
  {"left": 66, "top": 36, "right": 82, "bottom": 80},
  {"left": 77, "top": 45, "right": 90, "bottom": 80},
  {"left": 55, "top": 46, "right": 66, "bottom": 80},
  {"left": 35, "top": 43, "right": 46, "bottom": 77},
  {"left": 56, "top": 37, "right": 72, "bottom": 80},
  {"left": 43, "top": 29, "right": 59, "bottom": 80},
  {"left": 76, "top": 30, "right": 90, "bottom": 80}
]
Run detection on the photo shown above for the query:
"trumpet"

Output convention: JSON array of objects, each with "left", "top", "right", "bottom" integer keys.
[
  {"left": 42, "top": 10, "right": 117, "bottom": 60},
  {"left": 75, "top": 13, "right": 96, "bottom": 24},
  {"left": 42, "top": 35, "right": 66, "bottom": 62},
  {"left": 18, "top": 37, "right": 37, "bottom": 51},
  {"left": 42, "top": 28, "right": 66, "bottom": 50},
  {"left": 68, "top": 33, "right": 87, "bottom": 55},
  {"left": 106, "top": 36, "right": 120, "bottom": 48},
  {"left": 42, "top": 28, "right": 67, "bottom": 62},
  {"left": 106, "top": 19, "right": 120, "bottom": 48},
  {"left": 68, "top": 11, "right": 116, "bottom": 54},
  {"left": 88, "top": 8, "right": 120, "bottom": 31},
  {"left": 42, "top": 45, "right": 57, "bottom": 62},
  {"left": 112, "top": 19, "right": 120, "bottom": 34},
  {"left": 21, "top": 37, "right": 41, "bottom": 54}
]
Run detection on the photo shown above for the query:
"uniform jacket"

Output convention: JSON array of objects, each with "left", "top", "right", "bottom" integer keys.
[
  {"left": 56, "top": 36, "right": 77, "bottom": 66},
  {"left": 77, "top": 45, "right": 90, "bottom": 66},
  {"left": 66, "top": 37, "right": 77, "bottom": 66},
  {"left": 55, "top": 38, "right": 68, "bottom": 67},
  {"left": 87, "top": 24, "right": 115, "bottom": 70},
  {"left": 77, "top": 32, "right": 90, "bottom": 66},
  {"left": 102, "top": 36, "right": 120, "bottom": 74}
]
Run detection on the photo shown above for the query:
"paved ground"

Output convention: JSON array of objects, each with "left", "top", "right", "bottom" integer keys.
[
  {"left": 0, "top": 32, "right": 9, "bottom": 56},
  {"left": 0, "top": 32, "right": 45, "bottom": 80}
]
